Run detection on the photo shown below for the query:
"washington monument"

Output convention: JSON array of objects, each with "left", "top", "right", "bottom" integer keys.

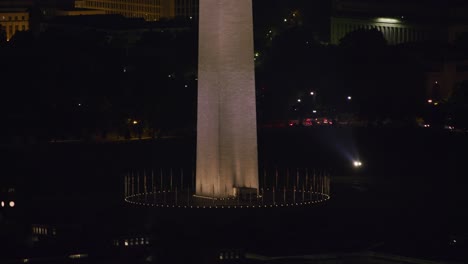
[{"left": 196, "top": 0, "right": 259, "bottom": 198}]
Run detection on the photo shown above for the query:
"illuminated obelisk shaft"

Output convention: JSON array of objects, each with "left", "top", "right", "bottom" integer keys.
[{"left": 196, "top": 0, "right": 259, "bottom": 198}]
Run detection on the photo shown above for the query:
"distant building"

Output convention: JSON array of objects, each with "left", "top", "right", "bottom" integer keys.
[
  {"left": 54, "top": 8, "right": 106, "bottom": 16},
  {"left": 74, "top": 0, "right": 198, "bottom": 21},
  {"left": 0, "top": 9, "right": 29, "bottom": 41},
  {"left": 330, "top": 0, "right": 468, "bottom": 45},
  {"left": 0, "top": 0, "right": 34, "bottom": 9},
  {"left": 173, "top": 0, "right": 197, "bottom": 18},
  {"left": 331, "top": 0, "right": 468, "bottom": 100},
  {"left": 426, "top": 59, "right": 468, "bottom": 100},
  {"left": 40, "top": 14, "right": 192, "bottom": 45},
  {"left": 331, "top": 16, "right": 443, "bottom": 45}
]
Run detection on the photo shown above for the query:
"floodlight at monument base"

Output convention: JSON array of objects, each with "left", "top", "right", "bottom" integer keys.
[{"left": 123, "top": 168, "right": 331, "bottom": 209}]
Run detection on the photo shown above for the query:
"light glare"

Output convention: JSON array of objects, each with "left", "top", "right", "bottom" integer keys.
[
  {"left": 376, "top": 17, "right": 400, "bottom": 23},
  {"left": 353, "top": 161, "right": 363, "bottom": 167}
]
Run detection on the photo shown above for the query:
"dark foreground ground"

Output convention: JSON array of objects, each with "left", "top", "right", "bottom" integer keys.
[{"left": 1, "top": 127, "right": 468, "bottom": 263}]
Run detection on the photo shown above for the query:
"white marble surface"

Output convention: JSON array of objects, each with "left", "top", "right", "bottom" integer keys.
[{"left": 196, "top": 0, "right": 259, "bottom": 197}]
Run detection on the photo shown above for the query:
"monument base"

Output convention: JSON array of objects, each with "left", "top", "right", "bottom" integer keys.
[
  {"left": 232, "top": 187, "right": 258, "bottom": 200},
  {"left": 124, "top": 168, "right": 331, "bottom": 209}
]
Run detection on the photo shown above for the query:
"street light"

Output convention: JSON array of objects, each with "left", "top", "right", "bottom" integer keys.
[{"left": 347, "top": 96, "right": 352, "bottom": 101}]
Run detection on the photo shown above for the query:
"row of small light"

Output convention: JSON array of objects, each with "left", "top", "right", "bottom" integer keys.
[
  {"left": 297, "top": 93, "right": 352, "bottom": 102},
  {"left": 125, "top": 199, "right": 330, "bottom": 209},
  {"left": 124, "top": 192, "right": 331, "bottom": 209},
  {"left": 0, "top": 201, "right": 15, "bottom": 208}
]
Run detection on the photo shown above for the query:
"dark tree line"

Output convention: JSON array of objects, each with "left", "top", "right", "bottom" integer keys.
[
  {"left": 3, "top": 9, "right": 468, "bottom": 144},
  {"left": 255, "top": 23, "right": 464, "bottom": 127},
  {"left": 1, "top": 27, "right": 197, "bottom": 143}
]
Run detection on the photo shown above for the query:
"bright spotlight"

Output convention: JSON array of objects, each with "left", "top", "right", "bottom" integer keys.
[
  {"left": 1, "top": 201, "right": 4, "bottom": 207},
  {"left": 9, "top": 201, "right": 15, "bottom": 208},
  {"left": 353, "top": 161, "right": 363, "bottom": 168}
]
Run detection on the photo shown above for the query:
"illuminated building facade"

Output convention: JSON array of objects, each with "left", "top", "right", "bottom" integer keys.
[
  {"left": 74, "top": 0, "right": 198, "bottom": 21},
  {"left": 0, "top": 9, "right": 29, "bottom": 41},
  {"left": 331, "top": 17, "right": 442, "bottom": 45}
]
